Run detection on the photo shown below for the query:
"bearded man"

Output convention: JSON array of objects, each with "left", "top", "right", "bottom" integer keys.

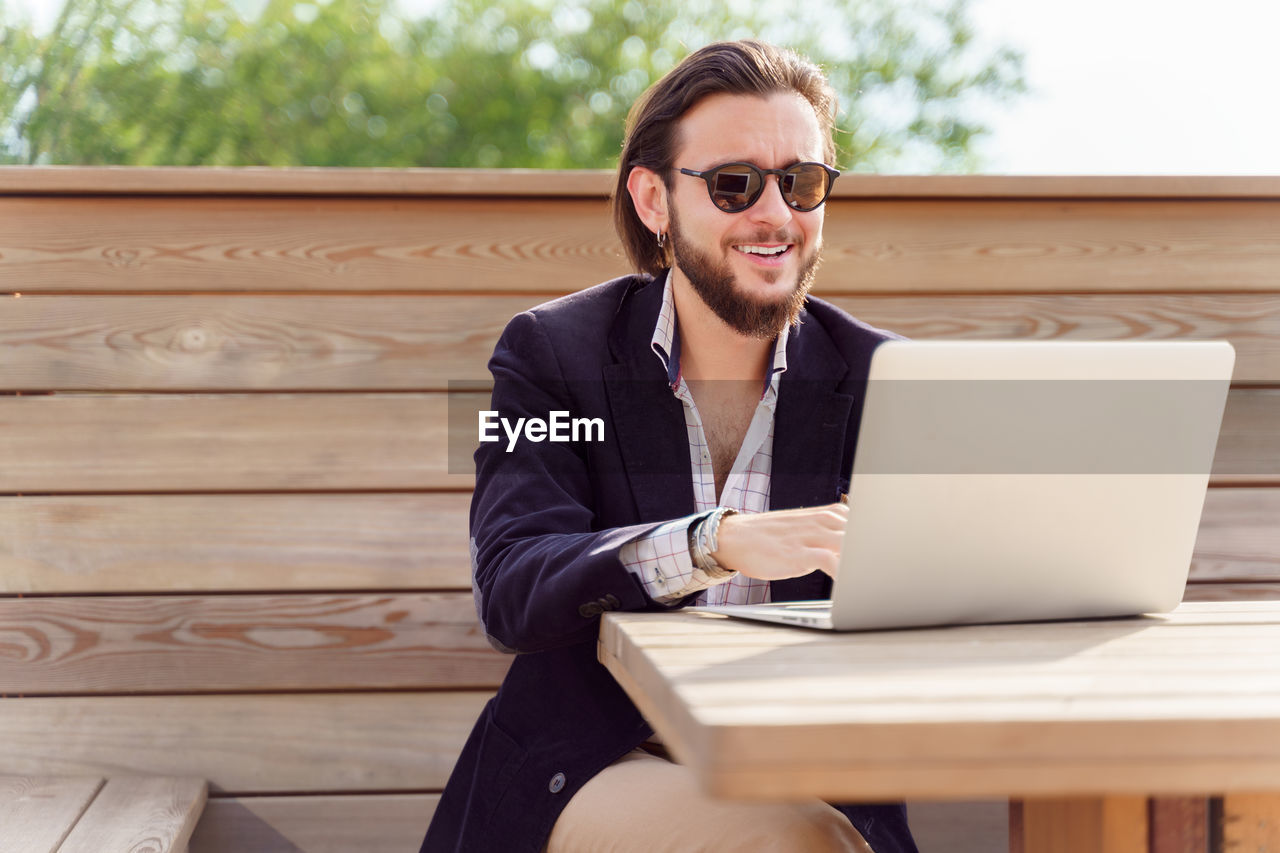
[{"left": 420, "top": 39, "right": 918, "bottom": 853}]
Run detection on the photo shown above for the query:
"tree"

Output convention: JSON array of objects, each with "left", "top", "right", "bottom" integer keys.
[{"left": 0, "top": 0, "right": 1025, "bottom": 171}]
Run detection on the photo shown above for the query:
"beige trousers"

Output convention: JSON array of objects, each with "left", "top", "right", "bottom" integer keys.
[{"left": 545, "top": 749, "right": 873, "bottom": 853}]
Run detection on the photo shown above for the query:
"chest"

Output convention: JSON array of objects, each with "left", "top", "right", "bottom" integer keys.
[{"left": 687, "top": 380, "right": 762, "bottom": 495}]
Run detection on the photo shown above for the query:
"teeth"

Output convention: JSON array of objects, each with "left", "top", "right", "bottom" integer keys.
[{"left": 736, "top": 245, "right": 787, "bottom": 256}]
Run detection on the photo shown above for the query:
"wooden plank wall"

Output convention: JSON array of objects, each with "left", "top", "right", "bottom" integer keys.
[{"left": 1, "top": 167, "right": 1278, "bottom": 852}]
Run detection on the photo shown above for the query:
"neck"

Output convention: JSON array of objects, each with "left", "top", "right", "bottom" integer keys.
[{"left": 670, "top": 270, "right": 773, "bottom": 382}]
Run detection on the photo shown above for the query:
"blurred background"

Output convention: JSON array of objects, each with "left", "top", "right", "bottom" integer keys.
[{"left": 1, "top": 0, "right": 1276, "bottom": 173}]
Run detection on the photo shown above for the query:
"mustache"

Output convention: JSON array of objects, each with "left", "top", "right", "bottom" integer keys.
[{"left": 725, "top": 230, "right": 803, "bottom": 246}]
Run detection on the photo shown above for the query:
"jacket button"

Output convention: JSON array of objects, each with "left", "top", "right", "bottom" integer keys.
[
  {"left": 578, "top": 602, "right": 603, "bottom": 618},
  {"left": 549, "top": 772, "right": 566, "bottom": 793},
  {"left": 604, "top": 594, "right": 621, "bottom": 609}
]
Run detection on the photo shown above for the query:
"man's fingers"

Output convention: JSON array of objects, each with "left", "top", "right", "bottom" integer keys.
[
  {"left": 818, "top": 503, "right": 849, "bottom": 530},
  {"left": 800, "top": 546, "right": 841, "bottom": 577}
]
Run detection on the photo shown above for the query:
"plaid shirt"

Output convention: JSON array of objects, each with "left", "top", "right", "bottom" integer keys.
[{"left": 618, "top": 273, "right": 789, "bottom": 606}]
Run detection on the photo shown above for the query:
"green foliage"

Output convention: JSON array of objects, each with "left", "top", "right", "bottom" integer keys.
[{"left": 0, "top": 0, "right": 1025, "bottom": 171}]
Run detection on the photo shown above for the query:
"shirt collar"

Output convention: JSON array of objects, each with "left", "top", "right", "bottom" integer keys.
[{"left": 649, "top": 270, "right": 790, "bottom": 393}]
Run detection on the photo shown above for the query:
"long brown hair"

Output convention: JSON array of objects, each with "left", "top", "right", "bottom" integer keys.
[{"left": 611, "top": 40, "right": 837, "bottom": 276}]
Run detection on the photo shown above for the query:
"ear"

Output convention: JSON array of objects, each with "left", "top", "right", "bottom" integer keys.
[{"left": 626, "top": 166, "right": 669, "bottom": 237}]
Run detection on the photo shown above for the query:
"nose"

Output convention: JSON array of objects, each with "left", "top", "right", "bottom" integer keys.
[{"left": 747, "top": 174, "right": 794, "bottom": 228}]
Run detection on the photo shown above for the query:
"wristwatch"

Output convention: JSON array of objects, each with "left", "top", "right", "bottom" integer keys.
[{"left": 688, "top": 507, "right": 738, "bottom": 579}]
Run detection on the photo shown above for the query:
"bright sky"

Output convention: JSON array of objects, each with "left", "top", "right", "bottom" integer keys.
[
  {"left": 966, "top": 0, "right": 1280, "bottom": 174},
  {"left": 9, "top": 0, "right": 1279, "bottom": 174}
]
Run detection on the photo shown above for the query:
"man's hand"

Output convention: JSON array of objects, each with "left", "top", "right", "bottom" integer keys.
[{"left": 711, "top": 503, "right": 848, "bottom": 581}]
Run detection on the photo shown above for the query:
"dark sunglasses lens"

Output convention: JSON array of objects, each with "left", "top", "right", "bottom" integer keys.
[
  {"left": 784, "top": 164, "right": 831, "bottom": 210},
  {"left": 707, "top": 165, "right": 761, "bottom": 211}
]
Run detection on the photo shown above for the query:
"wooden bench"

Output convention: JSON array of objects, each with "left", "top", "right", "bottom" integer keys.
[
  {"left": 1, "top": 167, "right": 1278, "bottom": 851},
  {"left": 2, "top": 775, "right": 206, "bottom": 853}
]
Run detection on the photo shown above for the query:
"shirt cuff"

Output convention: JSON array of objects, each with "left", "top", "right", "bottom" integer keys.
[{"left": 619, "top": 511, "right": 736, "bottom": 604}]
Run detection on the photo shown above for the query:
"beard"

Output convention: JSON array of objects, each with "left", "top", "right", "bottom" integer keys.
[{"left": 668, "top": 206, "right": 822, "bottom": 340}]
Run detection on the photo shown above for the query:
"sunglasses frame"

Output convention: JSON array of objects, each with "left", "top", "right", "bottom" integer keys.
[{"left": 678, "top": 161, "right": 841, "bottom": 213}]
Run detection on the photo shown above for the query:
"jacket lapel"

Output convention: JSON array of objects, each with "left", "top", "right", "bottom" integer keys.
[
  {"left": 771, "top": 309, "right": 855, "bottom": 510},
  {"left": 604, "top": 277, "right": 695, "bottom": 523},
  {"left": 604, "top": 362, "right": 694, "bottom": 522}
]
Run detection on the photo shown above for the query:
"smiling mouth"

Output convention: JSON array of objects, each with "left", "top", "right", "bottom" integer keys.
[{"left": 734, "top": 244, "right": 791, "bottom": 258}]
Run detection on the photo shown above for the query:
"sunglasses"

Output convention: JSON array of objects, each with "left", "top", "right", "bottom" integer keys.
[{"left": 678, "top": 161, "right": 841, "bottom": 213}]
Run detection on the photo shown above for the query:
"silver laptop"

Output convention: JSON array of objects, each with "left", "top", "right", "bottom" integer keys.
[{"left": 704, "top": 340, "right": 1235, "bottom": 631}]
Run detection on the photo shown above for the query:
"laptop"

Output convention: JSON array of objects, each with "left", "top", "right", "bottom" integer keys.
[{"left": 703, "top": 340, "right": 1235, "bottom": 631}]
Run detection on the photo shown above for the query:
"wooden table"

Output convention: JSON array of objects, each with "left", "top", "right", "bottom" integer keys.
[
  {"left": 599, "top": 601, "right": 1280, "bottom": 852},
  {"left": 0, "top": 776, "right": 207, "bottom": 853}
]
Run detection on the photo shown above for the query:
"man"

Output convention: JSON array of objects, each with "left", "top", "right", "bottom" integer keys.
[{"left": 421, "top": 40, "right": 917, "bottom": 853}]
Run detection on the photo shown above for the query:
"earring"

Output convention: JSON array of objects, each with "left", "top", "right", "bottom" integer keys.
[{"left": 656, "top": 230, "right": 668, "bottom": 248}]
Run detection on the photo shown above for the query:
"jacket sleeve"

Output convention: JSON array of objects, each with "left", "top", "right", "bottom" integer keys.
[{"left": 469, "top": 310, "right": 681, "bottom": 654}]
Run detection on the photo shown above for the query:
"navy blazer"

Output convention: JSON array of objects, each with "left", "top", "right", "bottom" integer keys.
[{"left": 421, "top": 274, "right": 917, "bottom": 853}]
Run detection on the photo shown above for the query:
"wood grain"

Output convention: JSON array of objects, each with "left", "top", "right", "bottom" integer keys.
[
  {"left": 4, "top": 166, "right": 1279, "bottom": 197},
  {"left": 599, "top": 604, "right": 1280, "bottom": 801},
  {"left": 1149, "top": 796, "right": 1209, "bottom": 853},
  {"left": 833, "top": 293, "right": 1280, "bottom": 386},
  {"left": 1020, "top": 797, "right": 1147, "bottom": 853},
  {"left": 0, "top": 294, "right": 511, "bottom": 391},
  {"left": 0, "top": 196, "right": 629, "bottom": 294},
  {"left": 0, "top": 775, "right": 104, "bottom": 853},
  {"left": 4, "top": 293, "right": 1279, "bottom": 391},
  {"left": 1190, "top": 489, "right": 1280, "bottom": 584},
  {"left": 1220, "top": 794, "right": 1280, "bottom": 852},
  {"left": 1009, "top": 800, "right": 1023, "bottom": 853},
  {"left": 0, "top": 692, "right": 491, "bottom": 794},
  {"left": 0, "top": 493, "right": 472, "bottom": 593},
  {"left": 0, "top": 393, "right": 478, "bottom": 492},
  {"left": 58, "top": 776, "right": 207, "bottom": 853},
  {"left": 826, "top": 199, "right": 1280, "bottom": 294},
  {"left": 0, "top": 593, "right": 507, "bottom": 694},
  {"left": 5, "top": 196, "right": 1280, "bottom": 294},
  {"left": 190, "top": 793, "right": 437, "bottom": 853},
  {"left": 1181, "top": 583, "right": 1280, "bottom": 601}
]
